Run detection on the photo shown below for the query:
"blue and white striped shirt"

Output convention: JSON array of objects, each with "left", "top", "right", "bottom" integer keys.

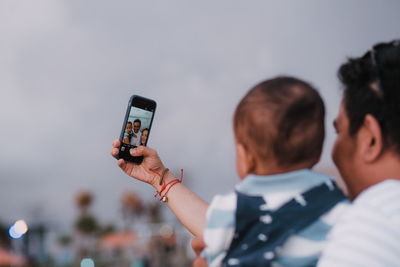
[
  {"left": 202, "top": 169, "right": 349, "bottom": 267},
  {"left": 318, "top": 179, "right": 400, "bottom": 267}
]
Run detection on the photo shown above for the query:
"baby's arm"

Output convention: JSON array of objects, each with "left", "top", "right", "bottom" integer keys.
[{"left": 111, "top": 139, "right": 208, "bottom": 236}]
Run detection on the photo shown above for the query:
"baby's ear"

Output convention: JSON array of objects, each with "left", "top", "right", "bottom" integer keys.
[{"left": 235, "top": 142, "right": 255, "bottom": 179}]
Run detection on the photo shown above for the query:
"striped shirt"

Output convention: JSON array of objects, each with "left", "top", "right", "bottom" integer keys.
[
  {"left": 318, "top": 179, "right": 400, "bottom": 267},
  {"left": 202, "top": 169, "right": 349, "bottom": 267}
]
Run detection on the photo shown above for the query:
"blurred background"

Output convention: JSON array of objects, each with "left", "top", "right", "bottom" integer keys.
[{"left": 1, "top": 1, "right": 399, "bottom": 266}]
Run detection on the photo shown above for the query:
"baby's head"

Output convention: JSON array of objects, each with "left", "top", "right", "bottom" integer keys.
[
  {"left": 126, "top": 121, "right": 133, "bottom": 133},
  {"left": 233, "top": 76, "right": 325, "bottom": 178}
]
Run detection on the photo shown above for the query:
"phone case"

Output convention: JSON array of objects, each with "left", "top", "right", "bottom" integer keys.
[{"left": 117, "top": 95, "right": 156, "bottom": 164}]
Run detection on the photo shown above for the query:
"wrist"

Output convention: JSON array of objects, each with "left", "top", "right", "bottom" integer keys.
[
  {"left": 152, "top": 170, "right": 176, "bottom": 192},
  {"left": 152, "top": 168, "right": 184, "bottom": 202}
]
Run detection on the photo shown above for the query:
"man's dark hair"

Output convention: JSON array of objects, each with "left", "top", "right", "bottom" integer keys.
[
  {"left": 233, "top": 76, "right": 325, "bottom": 167},
  {"left": 133, "top": 119, "right": 141, "bottom": 125},
  {"left": 338, "top": 40, "right": 400, "bottom": 153}
]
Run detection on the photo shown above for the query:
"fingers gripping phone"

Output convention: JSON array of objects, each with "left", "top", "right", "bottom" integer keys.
[{"left": 118, "top": 95, "right": 157, "bottom": 164}]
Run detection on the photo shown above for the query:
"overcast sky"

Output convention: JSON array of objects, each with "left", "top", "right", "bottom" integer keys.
[{"left": 1, "top": 0, "right": 399, "bottom": 228}]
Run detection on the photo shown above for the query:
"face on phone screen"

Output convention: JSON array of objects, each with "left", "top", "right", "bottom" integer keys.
[{"left": 122, "top": 106, "right": 154, "bottom": 147}]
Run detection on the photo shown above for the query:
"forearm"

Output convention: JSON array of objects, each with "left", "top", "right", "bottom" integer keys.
[
  {"left": 111, "top": 143, "right": 209, "bottom": 236},
  {"left": 153, "top": 172, "right": 209, "bottom": 237}
]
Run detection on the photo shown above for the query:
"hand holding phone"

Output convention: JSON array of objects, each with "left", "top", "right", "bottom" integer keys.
[
  {"left": 111, "top": 139, "right": 168, "bottom": 189},
  {"left": 117, "top": 95, "right": 156, "bottom": 164}
]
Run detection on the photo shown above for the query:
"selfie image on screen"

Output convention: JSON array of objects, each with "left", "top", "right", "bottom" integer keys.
[{"left": 122, "top": 107, "right": 153, "bottom": 147}]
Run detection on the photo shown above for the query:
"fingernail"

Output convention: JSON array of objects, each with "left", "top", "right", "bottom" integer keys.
[{"left": 130, "top": 148, "right": 135, "bottom": 154}]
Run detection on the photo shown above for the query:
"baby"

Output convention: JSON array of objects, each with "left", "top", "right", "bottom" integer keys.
[
  {"left": 122, "top": 121, "right": 133, "bottom": 145},
  {"left": 111, "top": 76, "right": 349, "bottom": 266}
]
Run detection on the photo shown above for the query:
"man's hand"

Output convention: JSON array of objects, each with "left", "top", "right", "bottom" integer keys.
[
  {"left": 191, "top": 236, "right": 208, "bottom": 267},
  {"left": 110, "top": 139, "right": 166, "bottom": 189}
]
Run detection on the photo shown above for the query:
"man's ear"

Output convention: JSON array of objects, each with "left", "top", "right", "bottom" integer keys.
[
  {"left": 235, "top": 142, "right": 255, "bottom": 179},
  {"left": 358, "top": 114, "right": 384, "bottom": 163}
]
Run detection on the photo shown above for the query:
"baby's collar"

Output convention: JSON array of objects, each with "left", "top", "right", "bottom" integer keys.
[{"left": 235, "top": 169, "right": 332, "bottom": 196}]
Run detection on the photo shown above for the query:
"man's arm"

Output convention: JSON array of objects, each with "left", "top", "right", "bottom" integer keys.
[
  {"left": 111, "top": 139, "right": 208, "bottom": 236},
  {"left": 158, "top": 170, "right": 209, "bottom": 236}
]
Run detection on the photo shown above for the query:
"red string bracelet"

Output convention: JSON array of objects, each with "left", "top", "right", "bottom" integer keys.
[
  {"left": 149, "top": 168, "right": 169, "bottom": 190},
  {"left": 152, "top": 168, "right": 184, "bottom": 198},
  {"left": 178, "top": 168, "right": 184, "bottom": 182},
  {"left": 159, "top": 168, "right": 169, "bottom": 185},
  {"left": 160, "top": 179, "right": 181, "bottom": 202},
  {"left": 154, "top": 178, "right": 175, "bottom": 197}
]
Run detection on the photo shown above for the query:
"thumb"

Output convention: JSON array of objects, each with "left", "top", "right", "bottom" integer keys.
[{"left": 130, "top": 146, "right": 156, "bottom": 157}]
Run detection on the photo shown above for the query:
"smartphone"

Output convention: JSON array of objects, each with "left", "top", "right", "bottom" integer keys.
[{"left": 118, "top": 95, "right": 157, "bottom": 164}]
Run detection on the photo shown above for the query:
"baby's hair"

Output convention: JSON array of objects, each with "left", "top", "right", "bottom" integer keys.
[
  {"left": 233, "top": 76, "right": 325, "bottom": 167},
  {"left": 127, "top": 121, "right": 132, "bottom": 125}
]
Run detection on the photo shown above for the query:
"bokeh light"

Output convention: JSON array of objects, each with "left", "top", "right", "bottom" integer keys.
[
  {"left": 9, "top": 225, "right": 22, "bottom": 239},
  {"left": 8, "top": 220, "right": 29, "bottom": 239},
  {"left": 14, "top": 220, "right": 28, "bottom": 235},
  {"left": 80, "top": 258, "right": 95, "bottom": 267},
  {"left": 159, "top": 224, "right": 173, "bottom": 238}
]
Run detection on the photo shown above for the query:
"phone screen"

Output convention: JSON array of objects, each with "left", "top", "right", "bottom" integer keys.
[
  {"left": 123, "top": 106, "right": 154, "bottom": 147},
  {"left": 119, "top": 95, "right": 156, "bottom": 163}
]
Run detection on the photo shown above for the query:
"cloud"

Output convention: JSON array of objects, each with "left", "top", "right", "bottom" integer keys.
[{"left": 1, "top": 0, "right": 399, "bottom": 226}]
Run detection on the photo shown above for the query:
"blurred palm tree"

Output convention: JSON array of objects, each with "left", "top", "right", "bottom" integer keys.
[
  {"left": 75, "top": 191, "right": 98, "bottom": 234},
  {"left": 121, "top": 191, "right": 144, "bottom": 230},
  {"left": 74, "top": 191, "right": 98, "bottom": 261},
  {"left": 76, "top": 191, "right": 93, "bottom": 214},
  {"left": 148, "top": 203, "right": 162, "bottom": 224},
  {"left": 75, "top": 215, "right": 98, "bottom": 235}
]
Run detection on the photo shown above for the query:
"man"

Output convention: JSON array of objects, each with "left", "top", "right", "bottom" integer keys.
[
  {"left": 131, "top": 119, "right": 141, "bottom": 146},
  {"left": 318, "top": 40, "right": 400, "bottom": 266}
]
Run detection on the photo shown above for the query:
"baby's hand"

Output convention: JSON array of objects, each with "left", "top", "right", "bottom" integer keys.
[{"left": 191, "top": 236, "right": 208, "bottom": 267}]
